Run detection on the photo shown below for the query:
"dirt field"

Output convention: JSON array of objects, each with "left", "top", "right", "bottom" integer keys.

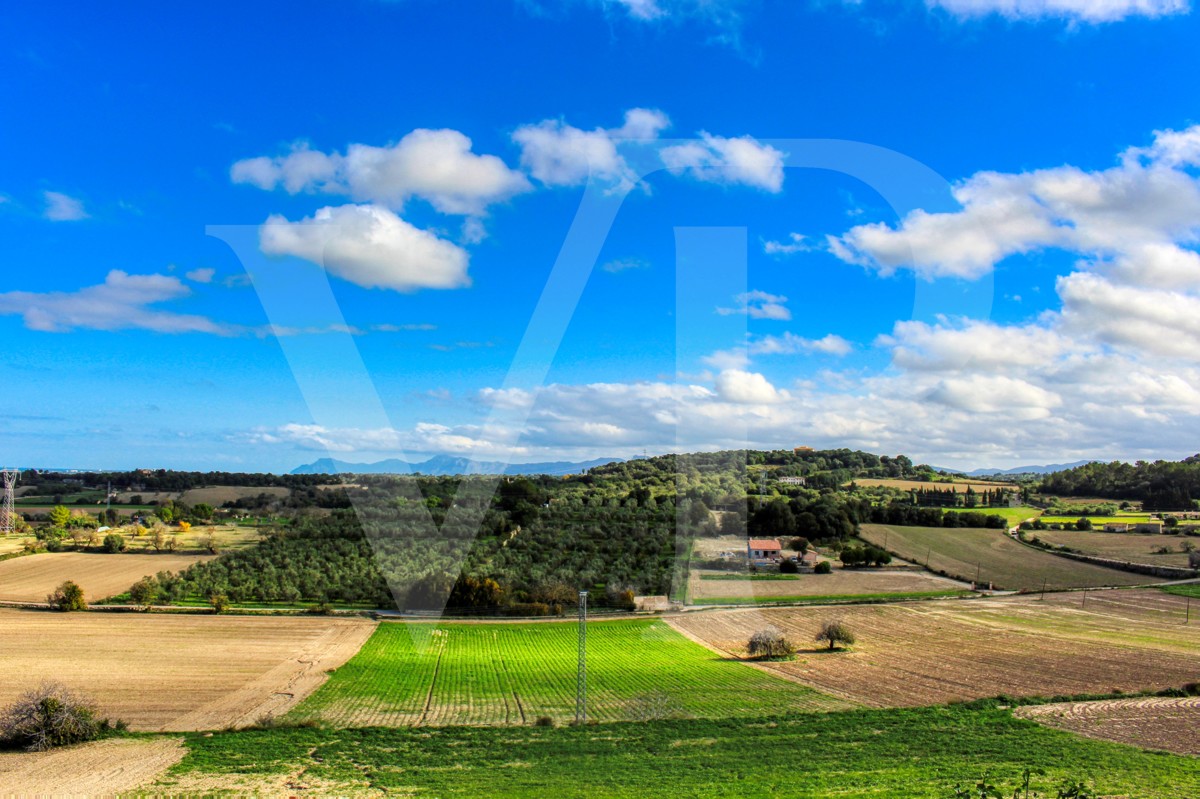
[
  {"left": 668, "top": 590, "right": 1200, "bottom": 708},
  {"left": 0, "top": 737, "right": 186, "bottom": 795},
  {"left": 0, "top": 610, "right": 374, "bottom": 731},
  {"left": 689, "top": 567, "right": 965, "bottom": 601},
  {"left": 109, "top": 486, "right": 292, "bottom": 506},
  {"left": 0, "top": 552, "right": 216, "bottom": 603},
  {"left": 1032, "top": 528, "right": 1196, "bottom": 568},
  {"left": 1016, "top": 697, "right": 1200, "bottom": 755},
  {"left": 0, "top": 535, "right": 37, "bottom": 556}
]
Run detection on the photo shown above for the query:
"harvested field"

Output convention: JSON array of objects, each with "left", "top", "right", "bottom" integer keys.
[
  {"left": 859, "top": 524, "right": 1158, "bottom": 591},
  {"left": 0, "top": 737, "right": 186, "bottom": 795},
  {"left": 668, "top": 591, "right": 1200, "bottom": 708},
  {"left": 0, "top": 551, "right": 215, "bottom": 603},
  {"left": 290, "top": 619, "right": 849, "bottom": 727},
  {"left": 0, "top": 535, "right": 36, "bottom": 556},
  {"left": 1016, "top": 697, "right": 1200, "bottom": 755},
  {"left": 689, "top": 567, "right": 965, "bottom": 602},
  {"left": 0, "top": 610, "right": 374, "bottom": 730},
  {"left": 1032, "top": 528, "right": 1196, "bottom": 568},
  {"left": 111, "top": 486, "right": 292, "bottom": 505}
]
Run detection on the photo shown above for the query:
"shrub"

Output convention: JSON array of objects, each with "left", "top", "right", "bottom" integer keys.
[
  {"left": 306, "top": 601, "right": 335, "bottom": 615},
  {"left": 779, "top": 559, "right": 799, "bottom": 574},
  {"left": 815, "top": 620, "right": 856, "bottom": 651},
  {"left": 534, "top": 715, "right": 555, "bottom": 727},
  {"left": 129, "top": 577, "right": 158, "bottom": 610},
  {"left": 814, "top": 560, "right": 832, "bottom": 574},
  {"left": 47, "top": 581, "right": 86, "bottom": 612},
  {"left": 102, "top": 533, "right": 125, "bottom": 553},
  {"left": 0, "top": 683, "right": 113, "bottom": 751},
  {"left": 210, "top": 593, "right": 230, "bottom": 614},
  {"left": 747, "top": 626, "right": 796, "bottom": 660}
]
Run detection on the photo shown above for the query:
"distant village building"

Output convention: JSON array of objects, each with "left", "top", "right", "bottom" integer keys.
[
  {"left": 777, "top": 476, "right": 807, "bottom": 486},
  {"left": 748, "top": 538, "right": 783, "bottom": 562}
]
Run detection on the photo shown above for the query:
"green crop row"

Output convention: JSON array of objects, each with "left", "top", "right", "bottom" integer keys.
[{"left": 288, "top": 619, "right": 850, "bottom": 727}]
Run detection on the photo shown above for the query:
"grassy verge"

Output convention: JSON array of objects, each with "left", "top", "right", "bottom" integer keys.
[
  {"left": 692, "top": 590, "right": 970, "bottom": 605},
  {"left": 157, "top": 704, "right": 1200, "bottom": 797},
  {"left": 1161, "top": 584, "right": 1200, "bottom": 599}
]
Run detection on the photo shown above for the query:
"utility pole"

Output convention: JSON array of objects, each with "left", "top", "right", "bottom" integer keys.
[
  {"left": 576, "top": 590, "right": 588, "bottom": 726},
  {"left": 1040, "top": 578, "right": 1047, "bottom": 601},
  {"left": 1187, "top": 596, "right": 1191, "bottom": 625}
]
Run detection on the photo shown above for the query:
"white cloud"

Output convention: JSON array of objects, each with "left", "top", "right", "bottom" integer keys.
[
  {"left": 763, "top": 232, "right": 810, "bottom": 256},
  {"left": 714, "top": 369, "right": 786, "bottom": 404},
  {"left": 882, "top": 319, "right": 1074, "bottom": 371},
  {"left": 829, "top": 124, "right": 1200, "bottom": 280},
  {"left": 513, "top": 108, "right": 671, "bottom": 191},
  {"left": 232, "top": 129, "right": 531, "bottom": 216},
  {"left": 716, "top": 290, "right": 791, "bottom": 320},
  {"left": 185, "top": 268, "right": 216, "bottom": 283},
  {"left": 702, "top": 331, "right": 852, "bottom": 370},
  {"left": 259, "top": 204, "right": 470, "bottom": 292},
  {"left": 926, "top": 0, "right": 1189, "bottom": 22},
  {"left": 43, "top": 191, "right": 88, "bottom": 221},
  {"left": 601, "top": 257, "right": 649, "bottom": 273},
  {"left": 661, "top": 133, "right": 786, "bottom": 192},
  {"left": 0, "top": 270, "right": 232, "bottom": 334}
]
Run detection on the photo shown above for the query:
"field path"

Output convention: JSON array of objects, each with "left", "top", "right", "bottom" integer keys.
[{"left": 0, "top": 737, "right": 185, "bottom": 795}]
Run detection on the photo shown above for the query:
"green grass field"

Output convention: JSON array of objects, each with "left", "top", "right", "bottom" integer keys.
[
  {"left": 942, "top": 506, "right": 1042, "bottom": 525},
  {"left": 158, "top": 704, "right": 1200, "bottom": 797},
  {"left": 288, "top": 619, "right": 849, "bottom": 727},
  {"left": 859, "top": 524, "right": 1159, "bottom": 591},
  {"left": 1039, "top": 514, "right": 1155, "bottom": 525},
  {"left": 1163, "top": 584, "right": 1200, "bottom": 599}
]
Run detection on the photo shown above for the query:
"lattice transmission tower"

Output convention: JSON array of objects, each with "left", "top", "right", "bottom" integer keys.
[
  {"left": 0, "top": 469, "right": 20, "bottom": 535},
  {"left": 576, "top": 590, "right": 588, "bottom": 726}
]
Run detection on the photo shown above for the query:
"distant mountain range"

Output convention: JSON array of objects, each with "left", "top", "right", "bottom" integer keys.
[
  {"left": 938, "top": 459, "right": 1094, "bottom": 477},
  {"left": 290, "top": 455, "right": 624, "bottom": 476}
]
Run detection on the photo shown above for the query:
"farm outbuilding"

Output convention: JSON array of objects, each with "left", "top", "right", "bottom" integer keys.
[{"left": 747, "top": 538, "right": 783, "bottom": 562}]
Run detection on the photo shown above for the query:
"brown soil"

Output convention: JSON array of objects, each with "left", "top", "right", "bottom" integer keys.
[
  {"left": 668, "top": 591, "right": 1200, "bottom": 707},
  {"left": 1016, "top": 697, "right": 1200, "bottom": 755},
  {"left": 0, "top": 737, "right": 186, "bottom": 795},
  {"left": 0, "top": 551, "right": 215, "bottom": 603},
  {"left": 0, "top": 609, "right": 375, "bottom": 731}
]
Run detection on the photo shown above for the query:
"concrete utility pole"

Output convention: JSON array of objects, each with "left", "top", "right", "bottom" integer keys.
[{"left": 576, "top": 591, "right": 588, "bottom": 726}]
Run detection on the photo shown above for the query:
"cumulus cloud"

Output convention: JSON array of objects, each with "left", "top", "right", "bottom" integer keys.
[
  {"left": 926, "top": 0, "right": 1189, "bottom": 22},
  {"left": 601, "top": 257, "right": 650, "bottom": 273},
  {"left": 714, "top": 369, "right": 786, "bottom": 403},
  {"left": 716, "top": 290, "right": 791, "bottom": 320},
  {"left": 232, "top": 129, "right": 531, "bottom": 216},
  {"left": 43, "top": 191, "right": 88, "bottom": 221},
  {"left": 513, "top": 108, "right": 671, "bottom": 191},
  {"left": 830, "top": 124, "right": 1200, "bottom": 280},
  {"left": 259, "top": 204, "right": 470, "bottom": 292},
  {"left": 0, "top": 270, "right": 232, "bottom": 334},
  {"left": 661, "top": 133, "right": 786, "bottom": 192}
]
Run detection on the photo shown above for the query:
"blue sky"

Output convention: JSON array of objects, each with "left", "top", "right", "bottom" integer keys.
[{"left": 3, "top": 0, "right": 1200, "bottom": 471}]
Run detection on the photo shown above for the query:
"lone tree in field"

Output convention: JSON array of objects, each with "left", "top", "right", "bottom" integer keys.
[
  {"left": 0, "top": 683, "right": 114, "bottom": 751},
  {"left": 747, "top": 626, "right": 796, "bottom": 660},
  {"left": 47, "top": 581, "right": 86, "bottom": 612},
  {"left": 815, "top": 620, "right": 856, "bottom": 651}
]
